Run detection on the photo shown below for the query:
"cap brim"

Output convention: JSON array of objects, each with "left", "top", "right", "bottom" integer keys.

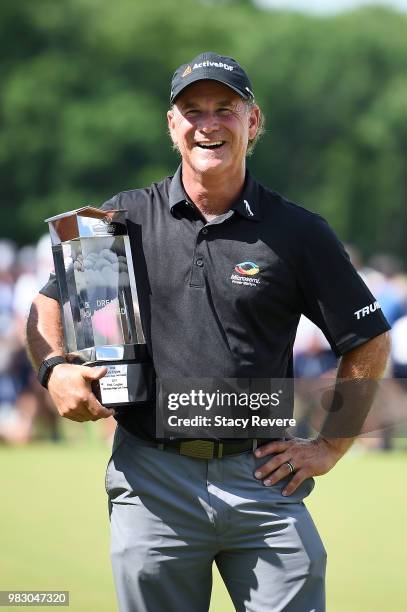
[{"left": 171, "top": 75, "right": 250, "bottom": 103}]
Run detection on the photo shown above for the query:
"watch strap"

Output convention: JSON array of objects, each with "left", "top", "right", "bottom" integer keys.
[{"left": 38, "top": 356, "right": 67, "bottom": 389}]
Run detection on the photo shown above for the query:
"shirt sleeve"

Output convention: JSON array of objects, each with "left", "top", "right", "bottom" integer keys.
[
  {"left": 39, "top": 272, "right": 59, "bottom": 301},
  {"left": 38, "top": 194, "right": 121, "bottom": 301},
  {"left": 298, "top": 214, "right": 391, "bottom": 356}
]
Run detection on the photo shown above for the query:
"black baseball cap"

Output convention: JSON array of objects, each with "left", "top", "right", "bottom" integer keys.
[{"left": 170, "top": 52, "right": 254, "bottom": 104}]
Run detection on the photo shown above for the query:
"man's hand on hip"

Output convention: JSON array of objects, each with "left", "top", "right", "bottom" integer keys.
[
  {"left": 253, "top": 437, "right": 342, "bottom": 496},
  {"left": 47, "top": 363, "right": 116, "bottom": 422}
]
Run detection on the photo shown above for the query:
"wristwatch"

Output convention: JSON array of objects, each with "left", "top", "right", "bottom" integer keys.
[{"left": 37, "top": 356, "right": 67, "bottom": 389}]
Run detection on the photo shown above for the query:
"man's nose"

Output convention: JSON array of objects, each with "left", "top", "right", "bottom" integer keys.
[{"left": 198, "top": 112, "right": 220, "bottom": 132}]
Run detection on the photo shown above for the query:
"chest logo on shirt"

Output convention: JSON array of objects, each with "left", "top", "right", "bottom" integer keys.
[
  {"left": 231, "top": 261, "right": 261, "bottom": 286},
  {"left": 234, "top": 261, "right": 259, "bottom": 276}
]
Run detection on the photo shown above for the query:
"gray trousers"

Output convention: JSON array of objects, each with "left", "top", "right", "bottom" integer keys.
[{"left": 105, "top": 426, "right": 326, "bottom": 612}]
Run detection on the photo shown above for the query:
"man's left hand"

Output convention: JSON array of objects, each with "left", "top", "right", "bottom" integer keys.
[{"left": 253, "top": 437, "right": 342, "bottom": 496}]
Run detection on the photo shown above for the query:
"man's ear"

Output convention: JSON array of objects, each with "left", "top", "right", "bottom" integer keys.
[
  {"left": 248, "top": 105, "right": 260, "bottom": 141},
  {"left": 167, "top": 109, "right": 177, "bottom": 146}
]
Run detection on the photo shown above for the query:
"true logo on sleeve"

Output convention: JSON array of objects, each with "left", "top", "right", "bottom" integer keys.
[
  {"left": 231, "top": 261, "right": 261, "bottom": 286},
  {"left": 354, "top": 301, "right": 381, "bottom": 320}
]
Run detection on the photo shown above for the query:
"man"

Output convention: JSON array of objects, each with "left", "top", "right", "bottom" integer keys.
[{"left": 27, "top": 52, "right": 390, "bottom": 611}]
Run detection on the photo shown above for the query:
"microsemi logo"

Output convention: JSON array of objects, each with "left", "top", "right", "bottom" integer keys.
[{"left": 234, "top": 261, "right": 260, "bottom": 276}]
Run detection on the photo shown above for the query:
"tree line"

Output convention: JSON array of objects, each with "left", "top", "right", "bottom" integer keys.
[{"left": 2, "top": 0, "right": 407, "bottom": 264}]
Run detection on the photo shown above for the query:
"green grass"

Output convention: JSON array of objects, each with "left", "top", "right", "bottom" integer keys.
[{"left": 0, "top": 440, "right": 406, "bottom": 612}]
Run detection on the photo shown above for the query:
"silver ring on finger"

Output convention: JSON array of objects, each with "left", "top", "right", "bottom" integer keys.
[{"left": 285, "top": 461, "right": 295, "bottom": 474}]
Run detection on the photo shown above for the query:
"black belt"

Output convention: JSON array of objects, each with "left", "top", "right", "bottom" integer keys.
[{"left": 157, "top": 438, "right": 274, "bottom": 460}]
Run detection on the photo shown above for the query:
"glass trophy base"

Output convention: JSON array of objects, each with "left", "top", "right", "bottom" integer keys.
[
  {"left": 69, "top": 345, "right": 154, "bottom": 408},
  {"left": 91, "top": 360, "right": 155, "bottom": 408}
]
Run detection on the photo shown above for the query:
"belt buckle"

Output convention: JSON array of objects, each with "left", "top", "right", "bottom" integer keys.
[{"left": 179, "top": 440, "right": 215, "bottom": 459}]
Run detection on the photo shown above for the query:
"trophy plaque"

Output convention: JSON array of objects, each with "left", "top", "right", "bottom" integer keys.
[{"left": 46, "top": 206, "right": 154, "bottom": 408}]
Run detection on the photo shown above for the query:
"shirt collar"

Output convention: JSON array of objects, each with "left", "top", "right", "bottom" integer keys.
[
  {"left": 168, "top": 165, "right": 190, "bottom": 212},
  {"left": 168, "top": 164, "right": 261, "bottom": 222}
]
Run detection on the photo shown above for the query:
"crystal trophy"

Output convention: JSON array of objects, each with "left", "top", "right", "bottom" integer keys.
[{"left": 45, "top": 206, "right": 154, "bottom": 408}]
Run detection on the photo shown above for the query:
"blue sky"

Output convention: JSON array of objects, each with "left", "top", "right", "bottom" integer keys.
[{"left": 256, "top": 0, "right": 407, "bottom": 13}]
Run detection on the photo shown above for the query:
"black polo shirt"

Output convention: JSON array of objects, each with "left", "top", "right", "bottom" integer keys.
[{"left": 40, "top": 165, "right": 390, "bottom": 440}]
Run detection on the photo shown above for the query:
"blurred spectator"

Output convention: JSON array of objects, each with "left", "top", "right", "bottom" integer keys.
[
  {"left": 0, "top": 240, "right": 17, "bottom": 339},
  {"left": 0, "top": 235, "right": 60, "bottom": 444},
  {"left": 294, "top": 316, "right": 337, "bottom": 378},
  {"left": 391, "top": 315, "right": 407, "bottom": 380},
  {"left": 347, "top": 246, "right": 407, "bottom": 326},
  {"left": 293, "top": 246, "right": 407, "bottom": 448},
  {"left": 293, "top": 316, "right": 338, "bottom": 439},
  {"left": 13, "top": 246, "right": 38, "bottom": 321},
  {"left": 368, "top": 254, "right": 407, "bottom": 325}
]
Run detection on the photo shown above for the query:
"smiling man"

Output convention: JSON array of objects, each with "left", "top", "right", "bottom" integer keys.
[
  {"left": 168, "top": 81, "right": 260, "bottom": 224},
  {"left": 27, "top": 52, "right": 390, "bottom": 612},
  {"left": 167, "top": 77, "right": 260, "bottom": 220}
]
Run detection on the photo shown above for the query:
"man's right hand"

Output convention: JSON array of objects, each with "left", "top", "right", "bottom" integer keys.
[{"left": 47, "top": 363, "right": 116, "bottom": 422}]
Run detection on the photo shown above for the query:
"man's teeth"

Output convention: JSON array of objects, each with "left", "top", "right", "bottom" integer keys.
[{"left": 197, "top": 141, "right": 224, "bottom": 149}]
